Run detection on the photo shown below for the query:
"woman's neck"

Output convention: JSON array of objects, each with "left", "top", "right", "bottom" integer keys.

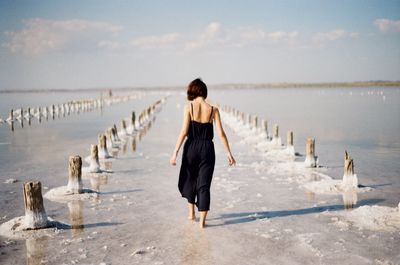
[{"left": 194, "top": 97, "right": 205, "bottom": 103}]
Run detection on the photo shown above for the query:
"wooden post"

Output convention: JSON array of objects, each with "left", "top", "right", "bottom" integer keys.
[
  {"left": 252, "top": 116, "right": 258, "bottom": 130},
  {"left": 51, "top": 105, "right": 55, "bottom": 120},
  {"left": 120, "top": 120, "right": 127, "bottom": 135},
  {"left": 27, "top": 107, "right": 31, "bottom": 126},
  {"left": 306, "top": 138, "right": 314, "bottom": 158},
  {"left": 67, "top": 155, "right": 83, "bottom": 194},
  {"left": 20, "top": 108, "right": 24, "bottom": 128},
  {"left": 344, "top": 151, "right": 354, "bottom": 176},
  {"left": 273, "top": 124, "right": 279, "bottom": 139},
  {"left": 262, "top": 120, "right": 268, "bottom": 136},
  {"left": 88, "top": 145, "right": 101, "bottom": 173},
  {"left": 304, "top": 138, "right": 317, "bottom": 167},
  {"left": 287, "top": 131, "right": 293, "bottom": 146},
  {"left": 131, "top": 112, "right": 136, "bottom": 130},
  {"left": 113, "top": 124, "right": 121, "bottom": 141},
  {"left": 342, "top": 151, "right": 358, "bottom": 188},
  {"left": 98, "top": 134, "right": 110, "bottom": 159},
  {"left": 38, "top": 107, "right": 42, "bottom": 123},
  {"left": 23, "top": 181, "right": 49, "bottom": 229}
]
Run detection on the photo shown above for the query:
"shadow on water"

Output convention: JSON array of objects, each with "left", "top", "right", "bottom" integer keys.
[
  {"left": 100, "top": 189, "right": 143, "bottom": 195},
  {"left": 210, "top": 198, "right": 384, "bottom": 226},
  {"left": 53, "top": 221, "right": 123, "bottom": 230}
]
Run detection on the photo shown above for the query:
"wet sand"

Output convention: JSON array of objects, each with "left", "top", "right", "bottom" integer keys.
[{"left": 0, "top": 93, "right": 399, "bottom": 265}]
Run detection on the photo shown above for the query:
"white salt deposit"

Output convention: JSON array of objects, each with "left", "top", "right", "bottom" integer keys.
[
  {"left": 326, "top": 204, "right": 400, "bottom": 231},
  {"left": 44, "top": 186, "right": 98, "bottom": 202}
]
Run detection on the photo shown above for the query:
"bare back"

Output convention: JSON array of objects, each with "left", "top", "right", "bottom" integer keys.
[{"left": 189, "top": 101, "right": 214, "bottom": 123}]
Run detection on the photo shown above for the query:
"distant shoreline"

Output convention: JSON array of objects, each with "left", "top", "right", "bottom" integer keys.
[{"left": 1, "top": 81, "right": 399, "bottom": 93}]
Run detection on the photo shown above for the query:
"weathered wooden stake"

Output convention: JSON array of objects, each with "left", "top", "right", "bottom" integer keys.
[
  {"left": 67, "top": 155, "right": 83, "bottom": 194},
  {"left": 261, "top": 120, "right": 268, "bottom": 136},
  {"left": 273, "top": 124, "right": 279, "bottom": 139},
  {"left": 131, "top": 111, "right": 136, "bottom": 130},
  {"left": 98, "top": 134, "right": 111, "bottom": 159},
  {"left": 252, "top": 116, "right": 258, "bottom": 130},
  {"left": 120, "top": 120, "right": 127, "bottom": 135},
  {"left": 111, "top": 126, "right": 120, "bottom": 142},
  {"left": 287, "top": 131, "right": 293, "bottom": 146},
  {"left": 52, "top": 105, "right": 55, "bottom": 120},
  {"left": 23, "top": 181, "right": 49, "bottom": 229},
  {"left": 304, "top": 138, "right": 317, "bottom": 167},
  {"left": 88, "top": 144, "right": 101, "bottom": 173},
  {"left": 342, "top": 151, "right": 358, "bottom": 188}
]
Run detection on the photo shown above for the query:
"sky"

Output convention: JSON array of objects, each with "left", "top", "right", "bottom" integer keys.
[{"left": 0, "top": 0, "right": 399, "bottom": 90}]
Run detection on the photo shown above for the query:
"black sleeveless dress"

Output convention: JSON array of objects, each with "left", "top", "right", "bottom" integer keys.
[{"left": 178, "top": 104, "right": 215, "bottom": 211}]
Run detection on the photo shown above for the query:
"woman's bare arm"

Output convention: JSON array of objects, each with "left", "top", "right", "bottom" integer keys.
[
  {"left": 214, "top": 108, "right": 236, "bottom": 166},
  {"left": 170, "top": 104, "right": 191, "bottom": 166}
]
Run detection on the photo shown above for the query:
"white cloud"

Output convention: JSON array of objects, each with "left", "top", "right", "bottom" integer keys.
[
  {"left": 184, "top": 22, "right": 299, "bottom": 50},
  {"left": 312, "top": 29, "right": 359, "bottom": 46},
  {"left": 130, "top": 33, "right": 181, "bottom": 49},
  {"left": 3, "top": 18, "right": 123, "bottom": 55},
  {"left": 374, "top": 18, "right": 400, "bottom": 33}
]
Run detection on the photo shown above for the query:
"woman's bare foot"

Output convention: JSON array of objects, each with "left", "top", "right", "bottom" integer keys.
[
  {"left": 199, "top": 211, "right": 208, "bottom": 228},
  {"left": 188, "top": 203, "right": 195, "bottom": 221}
]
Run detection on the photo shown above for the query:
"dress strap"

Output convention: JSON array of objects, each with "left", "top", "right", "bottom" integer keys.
[
  {"left": 190, "top": 103, "right": 194, "bottom": 121},
  {"left": 209, "top": 106, "right": 213, "bottom": 123}
]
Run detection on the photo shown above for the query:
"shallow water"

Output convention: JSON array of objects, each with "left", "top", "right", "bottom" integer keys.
[
  {"left": 209, "top": 87, "right": 400, "bottom": 205},
  {"left": 0, "top": 87, "right": 399, "bottom": 264}
]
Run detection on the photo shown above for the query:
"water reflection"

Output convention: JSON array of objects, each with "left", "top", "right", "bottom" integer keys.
[
  {"left": 67, "top": 200, "right": 84, "bottom": 235},
  {"left": 342, "top": 189, "right": 358, "bottom": 209},
  {"left": 121, "top": 141, "right": 128, "bottom": 155},
  {"left": 179, "top": 224, "right": 211, "bottom": 265},
  {"left": 26, "top": 236, "right": 48, "bottom": 265},
  {"left": 102, "top": 161, "right": 113, "bottom": 171},
  {"left": 131, "top": 137, "right": 137, "bottom": 152},
  {"left": 90, "top": 174, "right": 108, "bottom": 192}
]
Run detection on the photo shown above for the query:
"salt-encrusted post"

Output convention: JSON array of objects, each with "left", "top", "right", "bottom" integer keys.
[
  {"left": 131, "top": 111, "right": 136, "bottom": 131},
  {"left": 121, "top": 120, "right": 128, "bottom": 135},
  {"left": 273, "top": 124, "right": 279, "bottom": 139},
  {"left": 88, "top": 145, "right": 101, "bottom": 173},
  {"left": 287, "top": 131, "right": 293, "bottom": 146},
  {"left": 98, "top": 134, "right": 111, "bottom": 159},
  {"left": 111, "top": 127, "right": 119, "bottom": 143},
  {"left": 252, "top": 116, "right": 258, "bottom": 131},
  {"left": 27, "top": 107, "right": 31, "bottom": 126},
  {"left": 23, "top": 181, "right": 49, "bottom": 229},
  {"left": 304, "top": 138, "right": 317, "bottom": 167},
  {"left": 20, "top": 108, "right": 24, "bottom": 128},
  {"left": 342, "top": 151, "right": 358, "bottom": 188},
  {"left": 38, "top": 107, "right": 42, "bottom": 123},
  {"left": 52, "top": 105, "right": 55, "bottom": 120},
  {"left": 67, "top": 155, "right": 83, "bottom": 194},
  {"left": 9, "top": 109, "right": 14, "bottom": 121},
  {"left": 261, "top": 120, "right": 268, "bottom": 137}
]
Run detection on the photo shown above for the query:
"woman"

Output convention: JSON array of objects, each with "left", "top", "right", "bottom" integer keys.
[{"left": 170, "top": 78, "right": 236, "bottom": 228}]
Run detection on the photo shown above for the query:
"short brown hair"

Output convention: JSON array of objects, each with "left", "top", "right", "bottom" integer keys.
[{"left": 187, "top": 78, "right": 207, "bottom": 101}]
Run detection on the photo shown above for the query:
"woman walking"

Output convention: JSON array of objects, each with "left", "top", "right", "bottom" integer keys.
[{"left": 170, "top": 78, "right": 236, "bottom": 228}]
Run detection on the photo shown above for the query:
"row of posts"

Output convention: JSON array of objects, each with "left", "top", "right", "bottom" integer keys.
[
  {"left": 0, "top": 91, "right": 143, "bottom": 131},
  {"left": 221, "top": 105, "right": 357, "bottom": 189},
  {"left": 18, "top": 97, "right": 167, "bottom": 230}
]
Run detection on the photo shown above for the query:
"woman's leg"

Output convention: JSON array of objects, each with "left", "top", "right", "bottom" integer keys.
[
  {"left": 199, "top": 211, "right": 208, "bottom": 228},
  {"left": 188, "top": 203, "right": 195, "bottom": 220}
]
